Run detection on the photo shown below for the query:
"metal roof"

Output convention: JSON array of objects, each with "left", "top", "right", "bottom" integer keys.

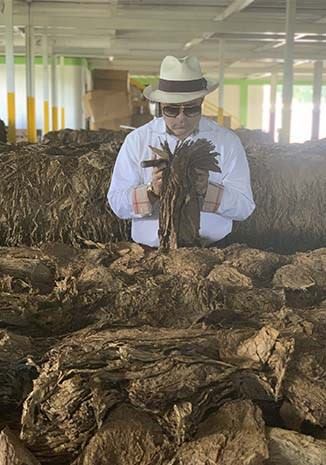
[{"left": 0, "top": 0, "right": 326, "bottom": 78}]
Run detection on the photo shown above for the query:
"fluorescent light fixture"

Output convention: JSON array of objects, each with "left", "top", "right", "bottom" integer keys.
[{"left": 184, "top": 37, "right": 204, "bottom": 50}]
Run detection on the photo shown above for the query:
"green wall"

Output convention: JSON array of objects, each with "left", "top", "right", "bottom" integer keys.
[{"left": 0, "top": 56, "right": 82, "bottom": 65}]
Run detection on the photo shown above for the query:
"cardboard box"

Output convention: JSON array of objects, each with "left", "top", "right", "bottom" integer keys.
[
  {"left": 92, "top": 69, "right": 129, "bottom": 92},
  {"left": 83, "top": 90, "right": 131, "bottom": 122},
  {"left": 131, "top": 113, "right": 152, "bottom": 128}
]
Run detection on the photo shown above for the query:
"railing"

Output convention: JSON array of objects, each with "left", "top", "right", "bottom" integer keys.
[{"left": 203, "top": 100, "right": 241, "bottom": 129}]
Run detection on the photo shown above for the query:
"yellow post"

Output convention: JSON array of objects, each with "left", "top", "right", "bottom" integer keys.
[
  {"left": 27, "top": 96, "right": 37, "bottom": 143},
  {"left": 52, "top": 107, "right": 59, "bottom": 130},
  {"left": 61, "top": 107, "right": 65, "bottom": 129},
  {"left": 7, "top": 92, "right": 16, "bottom": 142},
  {"left": 217, "top": 107, "right": 224, "bottom": 125},
  {"left": 43, "top": 101, "right": 49, "bottom": 134}
]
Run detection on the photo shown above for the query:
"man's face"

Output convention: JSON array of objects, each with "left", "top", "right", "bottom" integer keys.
[{"left": 161, "top": 98, "right": 203, "bottom": 139}]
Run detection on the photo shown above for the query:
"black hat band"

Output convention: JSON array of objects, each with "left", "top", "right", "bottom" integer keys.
[{"left": 158, "top": 77, "right": 207, "bottom": 93}]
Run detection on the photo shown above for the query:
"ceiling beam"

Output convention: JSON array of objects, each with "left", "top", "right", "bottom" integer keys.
[
  {"left": 247, "top": 58, "right": 312, "bottom": 79},
  {"left": 213, "top": 0, "right": 256, "bottom": 22},
  {"left": 253, "top": 33, "right": 307, "bottom": 52},
  {"left": 2, "top": 45, "right": 326, "bottom": 62},
  {"left": 184, "top": 0, "right": 267, "bottom": 51},
  {"left": 1, "top": 14, "right": 326, "bottom": 35},
  {"left": 5, "top": 28, "right": 323, "bottom": 44},
  {"left": 209, "top": 48, "right": 326, "bottom": 60},
  {"left": 14, "top": 3, "right": 227, "bottom": 21},
  {"left": 315, "top": 15, "right": 326, "bottom": 24}
]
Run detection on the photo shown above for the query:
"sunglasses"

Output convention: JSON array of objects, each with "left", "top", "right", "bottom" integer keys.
[{"left": 161, "top": 104, "right": 202, "bottom": 118}]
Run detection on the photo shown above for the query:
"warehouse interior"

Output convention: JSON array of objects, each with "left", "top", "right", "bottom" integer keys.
[
  {"left": 0, "top": 2, "right": 326, "bottom": 464},
  {"left": 1, "top": 0, "right": 326, "bottom": 142}
]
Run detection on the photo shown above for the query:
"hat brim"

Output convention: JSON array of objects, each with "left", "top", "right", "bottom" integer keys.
[{"left": 143, "top": 79, "right": 218, "bottom": 103}]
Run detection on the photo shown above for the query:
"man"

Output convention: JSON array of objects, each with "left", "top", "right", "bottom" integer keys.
[{"left": 108, "top": 55, "right": 255, "bottom": 247}]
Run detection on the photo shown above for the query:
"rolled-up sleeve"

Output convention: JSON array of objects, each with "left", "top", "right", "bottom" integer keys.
[{"left": 216, "top": 132, "right": 255, "bottom": 221}]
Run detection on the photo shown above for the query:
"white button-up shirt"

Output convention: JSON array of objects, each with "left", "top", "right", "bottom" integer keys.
[{"left": 108, "top": 116, "right": 255, "bottom": 247}]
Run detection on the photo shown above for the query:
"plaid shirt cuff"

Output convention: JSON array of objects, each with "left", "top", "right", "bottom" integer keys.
[
  {"left": 202, "top": 181, "right": 224, "bottom": 213},
  {"left": 132, "top": 185, "right": 153, "bottom": 216}
]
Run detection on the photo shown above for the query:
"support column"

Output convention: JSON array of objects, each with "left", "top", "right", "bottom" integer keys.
[
  {"left": 280, "top": 0, "right": 296, "bottom": 144},
  {"left": 269, "top": 73, "right": 278, "bottom": 141},
  {"left": 83, "top": 58, "right": 92, "bottom": 130},
  {"left": 26, "top": 16, "right": 37, "bottom": 143},
  {"left": 4, "top": 0, "right": 16, "bottom": 143},
  {"left": 218, "top": 39, "right": 225, "bottom": 125},
  {"left": 42, "top": 31, "right": 49, "bottom": 135},
  {"left": 51, "top": 54, "right": 58, "bottom": 131},
  {"left": 240, "top": 80, "right": 248, "bottom": 128},
  {"left": 80, "top": 58, "right": 87, "bottom": 129},
  {"left": 60, "top": 56, "right": 65, "bottom": 129},
  {"left": 311, "top": 61, "right": 323, "bottom": 141}
]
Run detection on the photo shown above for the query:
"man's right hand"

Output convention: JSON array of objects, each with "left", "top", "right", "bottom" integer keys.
[
  {"left": 151, "top": 164, "right": 164, "bottom": 196},
  {"left": 148, "top": 145, "right": 170, "bottom": 197}
]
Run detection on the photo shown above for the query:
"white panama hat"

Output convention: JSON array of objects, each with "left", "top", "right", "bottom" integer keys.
[{"left": 143, "top": 55, "right": 219, "bottom": 104}]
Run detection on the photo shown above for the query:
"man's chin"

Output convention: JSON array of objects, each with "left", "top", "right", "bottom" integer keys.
[{"left": 172, "top": 127, "right": 188, "bottom": 136}]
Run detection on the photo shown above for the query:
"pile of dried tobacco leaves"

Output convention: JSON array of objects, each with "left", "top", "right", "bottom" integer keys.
[
  {"left": 230, "top": 139, "right": 326, "bottom": 253},
  {"left": 0, "top": 131, "right": 325, "bottom": 252},
  {"left": 0, "top": 129, "right": 326, "bottom": 464},
  {"left": 234, "top": 128, "right": 274, "bottom": 148},
  {"left": 0, "top": 242, "right": 325, "bottom": 464},
  {"left": 0, "top": 135, "right": 129, "bottom": 247}
]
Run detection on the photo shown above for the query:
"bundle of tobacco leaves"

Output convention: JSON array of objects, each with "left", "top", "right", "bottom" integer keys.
[
  {"left": 43, "top": 128, "right": 128, "bottom": 152},
  {"left": 0, "top": 120, "right": 7, "bottom": 144},
  {"left": 235, "top": 128, "right": 274, "bottom": 148},
  {"left": 230, "top": 140, "right": 326, "bottom": 253},
  {"left": 0, "top": 141, "right": 12, "bottom": 155},
  {"left": 0, "top": 141, "right": 130, "bottom": 247},
  {"left": 158, "top": 138, "right": 220, "bottom": 249}
]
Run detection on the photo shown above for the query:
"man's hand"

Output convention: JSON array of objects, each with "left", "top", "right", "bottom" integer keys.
[
  {"left": 151, "top": 163, "right": 165, "bottom": 196},
  {"left": 146, "top": 159, "right": 167, "bottom": 204},
  {"left": 148, "top": 146, "right": 169, "bottom": 197}
]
